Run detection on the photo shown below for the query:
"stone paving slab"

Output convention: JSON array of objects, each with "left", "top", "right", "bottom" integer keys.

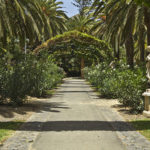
[
  {"left": 1, "top": 78, "right": 150, "bottom": 150},
  {"left": 0, "top": 100, "right": 51, "bottom": 150},
  {"left": 101, "top": 109, "right": 150, "bottom": 150}
]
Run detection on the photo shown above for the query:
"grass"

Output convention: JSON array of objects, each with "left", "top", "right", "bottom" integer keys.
[
  {"left": 0, "top": 84, "right": 59, "bottom": 144},
  {"left": 130, "top": 119, "right": 150, "bottom": 141},
  {"left": 0, "top": 121, "right": 24, "bottom": 143}
]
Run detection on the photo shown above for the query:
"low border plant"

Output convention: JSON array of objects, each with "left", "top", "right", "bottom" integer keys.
[
  {"left": 0, "top": 48, "right": 64, "bottom": 105},
  {"left": 84, "top": 61, "right": 146, "bottom": 113}
]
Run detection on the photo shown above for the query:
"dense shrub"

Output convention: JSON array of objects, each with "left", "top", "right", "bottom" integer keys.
[
  {"left": 0, "top": 48, "right": 64, "bottom": 105},
  {"left": 84, "top": 62, "right": 147, "bottom": 113}
]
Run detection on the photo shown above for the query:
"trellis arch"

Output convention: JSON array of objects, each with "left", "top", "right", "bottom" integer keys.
[{"left": 34, "top": 30, "right": 112, "bottom": 77}]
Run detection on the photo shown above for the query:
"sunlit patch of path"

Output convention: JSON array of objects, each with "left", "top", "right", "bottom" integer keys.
[
  {"left": 32, "top": 78, "right": 126, "bottom": 150},
  {"left": 2, "top": 78, "right": 150, "bottom": 150}
]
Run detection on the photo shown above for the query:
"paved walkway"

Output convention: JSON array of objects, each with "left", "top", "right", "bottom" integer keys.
[{"left": 1, "top": 78, "right": 150, "bottom": 150}]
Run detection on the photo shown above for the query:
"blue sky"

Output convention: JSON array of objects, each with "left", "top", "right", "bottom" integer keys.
[{"left": 58, "top": 0, "right": 78, "bottom": 17}]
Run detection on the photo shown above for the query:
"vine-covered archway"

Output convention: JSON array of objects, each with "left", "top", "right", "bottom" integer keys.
[{"left": 34, "top": 30, "right": 112, "bottom": 77}]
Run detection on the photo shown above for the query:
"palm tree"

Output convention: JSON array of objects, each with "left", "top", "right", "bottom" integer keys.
[
  {"left": 0, "top": 0, "right": 68, "bottom": 50},
  {"left": 38, "top": 0, "right": 68, "bottom": 38},
  {"left": 144, "top": 7, "right": 150, "bottom": 46},
  {"left": 91, "top": 0, "right": 148, "bottom": 67},
  {"left": 67, "top": 14, "right": 93, "bottom": 33},
  {"left": 72, "top": 0, "right": 92, "bottom": 16},
  {"left": 134, "top": 0, "right": 150, "bottom": 7},
  {"left": 0, "top": 0, "right": 51, "bottom": 48}
]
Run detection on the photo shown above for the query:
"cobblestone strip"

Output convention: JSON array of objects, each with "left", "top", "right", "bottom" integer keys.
[
  {"left": 87, "top": 82, "right": 150, "bottom": 150},
  {"left": 0, "top": 100, "right": 51, "bottom": 150},
  {"left": 99, "top": 107, "right": 150, "bottom": 150}
]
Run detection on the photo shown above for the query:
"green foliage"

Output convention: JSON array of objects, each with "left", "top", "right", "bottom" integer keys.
[
  {"left": 0, "top": 46, "right": 64, "bottom": 105},
  {"left": 36, "top": 30, "right": 110, "bottom": 51},
  {"left": 134, "top": 0, "right": 150, "bottom": 7},
  {"left": 92, "top": 0, "right": 148, "bottom": 67},
  {"left": 55, "top": 55, "right": 81, "bottom": 77},
  {"left": 72, "top": 0, "right": 92, "bottom": 15},
  {"left": 0, "top": 0, "right": 67, "bottom": 48},
  {"left": 84, "top": 62, "right": 147, "bottom": 113},
  {"left": 34, "top": 30, "right": 113, "bottom": 63},
  {"left": 28, "top": 54, "right": 64, "bottom": 97},
  {"left": 66, "top": 14, "right": 93, "bottom": 33}
]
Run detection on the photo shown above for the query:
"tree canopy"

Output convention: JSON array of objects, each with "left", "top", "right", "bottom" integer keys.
[
  {"left": 34, "top": 30, "right": 112, "bottom": 62},
  {"left": 134, "top": 0, "right": 150, "bottom": 7},
  {"left": 0, "top": 0, "right": 67, "bottom": 48}
]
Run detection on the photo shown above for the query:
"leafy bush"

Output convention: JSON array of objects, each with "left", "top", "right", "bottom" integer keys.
[
  {"left": 0, "top": 48, "right": 64, "bottom": 105},
  {"left": 84, "top": 62, "right": 147, "bottom": 113}
]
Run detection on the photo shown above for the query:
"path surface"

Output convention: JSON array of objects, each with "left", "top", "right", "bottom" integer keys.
[
  {"left": 2, "top": 78, "right": 150, "bottom": 150},
  {"left": 32, "top": 78, "right": 126, "bottom": 150}
]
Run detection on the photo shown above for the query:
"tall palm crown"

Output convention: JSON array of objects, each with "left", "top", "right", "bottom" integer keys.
[
  {"left": 91, "top": 0, "right": 148, "bottom": 66},
  {"left": 0, "top": 0, "right": 49, "bottom": 47},
  {"left": 0, "top": 0, "right": 68, "bottom": 48},
  {"left": 67, "top": 14, "right": 93, "bottom": 33},
  {"left": 38, "top": 0, "right": 68, "bottom": 37}
]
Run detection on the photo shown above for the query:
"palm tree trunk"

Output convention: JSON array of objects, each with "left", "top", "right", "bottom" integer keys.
[
  {"left": 112, "top": 37, "right": 120, "bottom": 60},
  {"left": 144, "top": 7, "right": 150, "bottom": 45},
  {"left": 139, "top": 39, "right": 145, "bottom": 62},
  {"left": 139, "top": 25, "right": 145, "bottom": 62},
  {"left": 116, "top": 47, "right": 120, "bottom": 60},
  {"left": 2, "top": 32, "right": 7, "bottom": 48},
  {"left": 112, "top": 41, "right": 117, "bottom": 59},
  {"left": 113, "top": 45, "right": 120, "bottom": 60},
  {"left": 116, "top": 35, "right": 120, "bottom": 60},
  {"left": 125, "top": 31, "right": 134, "bottom": 68}
]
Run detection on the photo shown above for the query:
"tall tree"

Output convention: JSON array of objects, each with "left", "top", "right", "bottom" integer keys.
[
  {"left": 72, "top": 0, "right": 92, "bottom": 15},
  {"left": 91, "top": 0, "right": 147, "bottom": 66},
  {"left": 135, "top": 0, "right": 150, "bottom": 7},
  {"left": 134, "top": 0, "right": 150, "bottom": 46},
  {"left": 38, "top": 0, "right": 68, "bottom": 38},
  {"left": 0, "top": 0, "right": 68, "bottom": 50},
  {"left": 67, "top": 14, "right": 93, "bottom": 33},
  {"left": 0, "top": 0, "right": 50, "bottom": 48},
  {"left": 144, "top": 7, "right": 150, "bottom": 46}
]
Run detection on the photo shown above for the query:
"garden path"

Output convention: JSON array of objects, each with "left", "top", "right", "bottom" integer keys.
[{"left": 1, "top": 78, "right": 150, "bottom": 150}]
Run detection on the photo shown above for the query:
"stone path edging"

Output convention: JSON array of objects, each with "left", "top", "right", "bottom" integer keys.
[
  {"left": 88, "top": 91, "right": 150, "bottom": 150},
  {"left": 1, "top": 78, "right": 150, "bottom": 150},
  {"left": 0, "top": 99, "right": 51, "bottom": 150}
]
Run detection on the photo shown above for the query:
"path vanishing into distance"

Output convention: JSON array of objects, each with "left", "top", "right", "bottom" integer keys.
[{"left": 2, "top": 78, "right": 150, "bottom": 150}]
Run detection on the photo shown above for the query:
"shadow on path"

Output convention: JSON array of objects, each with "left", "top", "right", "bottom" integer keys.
[
  {"left": 0, "top": 120, "right": 141, "bottom": 132},
  {"left": 0, "top": 101, "right": 69, "bottom": 118},
  {"left": 57, "top": 91, "right": 93, "bottom": 93}
]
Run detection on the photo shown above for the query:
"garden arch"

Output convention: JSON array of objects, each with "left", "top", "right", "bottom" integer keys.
[{"left": 34, "top": 30, "right": 112, "bottom": 77}]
